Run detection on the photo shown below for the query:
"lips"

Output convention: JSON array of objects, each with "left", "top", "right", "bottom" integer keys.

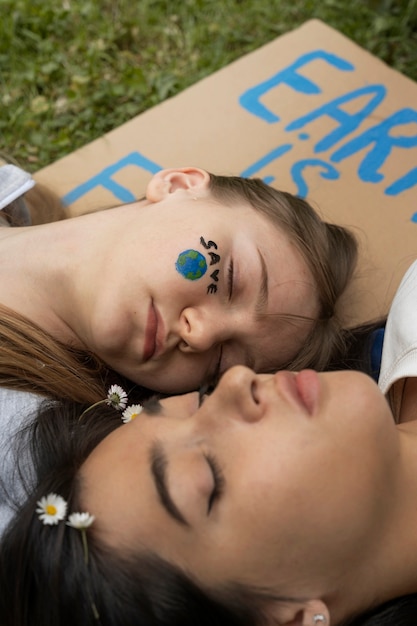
[
  {"left": 143, "top": 301, "right": 164, "bottom": 362},
  {"left": 274, "top": 370, "right": 319, "bottom": 416},
  {"left": 294, "top": 370, "right": 320, "bottom": 416}
]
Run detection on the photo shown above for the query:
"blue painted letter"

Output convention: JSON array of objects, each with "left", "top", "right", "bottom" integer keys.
[
  {"left": 239, "top": 50, "right": 354, "bottom": 124},
  {"left": 286, "top": 85, "right": 386, "bottom": 153},
  {"left": 290, "top": 159, "right": 340, "bottom": 198},
  {"left": 331, "top": 108, "right": 417, "bottom": 183},
  {"left": 240, "top": 144, "right": 293, "bottom": 183},
  {"left": 63, "top": 151, "right": 163, "bottom": 205}
]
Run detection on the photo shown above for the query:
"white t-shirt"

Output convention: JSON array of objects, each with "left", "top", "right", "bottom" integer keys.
[
  {"left": 0, "top": 388, "right": 43, "bottom": 536},
  {"left": 378, "top": 260, "right": 417, "bottom": 420}
]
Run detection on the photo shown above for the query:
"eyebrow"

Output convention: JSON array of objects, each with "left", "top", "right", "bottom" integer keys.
[
  {"left": 255, "top": 247, "right": 269, "bottom": 315},
  {"left": 149, "top": 440, "right": 190, "bottom": 527}
]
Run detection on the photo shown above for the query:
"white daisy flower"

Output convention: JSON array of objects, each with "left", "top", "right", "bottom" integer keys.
[
  {"left": 106, "top": 385, "right": 128, "bottom": 410},
  {"left": 121, "top": 403, "right": 143, "bottom": 423},
  {"left": 36, "top": 493, "right": 67, "bottom": 525},
  {"left": 67, "top": 512, "right": 95, "bottom": 529}
]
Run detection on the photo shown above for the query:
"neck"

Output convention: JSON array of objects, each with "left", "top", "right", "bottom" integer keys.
[
  {"left": 0, "top": 205, "right": 145, "bottom": 346},
  {"left": 0, "top": 222, "right": 76, "bottom": 343}
]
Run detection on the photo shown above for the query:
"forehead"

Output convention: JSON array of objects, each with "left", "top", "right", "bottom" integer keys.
[
  {"left": 80, "top": 420, "right": 159, "bottom": 548},
  {"left": 79, "top": 415, "right": 211, "bottom": 566}
]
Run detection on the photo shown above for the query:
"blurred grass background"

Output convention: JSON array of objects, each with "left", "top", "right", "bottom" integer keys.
[{"left": 1, "top": 0, "right": 416, "bottom": 171}]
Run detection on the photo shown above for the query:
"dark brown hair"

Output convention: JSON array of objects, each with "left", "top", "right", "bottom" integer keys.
[{"left": 0, "top": 399, "right": 282, "bottom": 626}]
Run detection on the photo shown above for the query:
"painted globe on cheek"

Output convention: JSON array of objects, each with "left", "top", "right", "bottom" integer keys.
[{"left": 175, "top": 249, "right": 207, "bottom": 281}]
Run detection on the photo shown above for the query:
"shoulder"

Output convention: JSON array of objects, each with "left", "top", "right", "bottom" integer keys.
[
  {"left": 0, "top": 388, "right": 44, "bottom": 539},
  {"left": 0, "top": 387, "right": 45, "bottom": 460},
  {"left": 0, "top": 387, "right": 43, "bottom": 422},
  {"left": 0, "top": 387, "right": 44, "bottom": 460}
]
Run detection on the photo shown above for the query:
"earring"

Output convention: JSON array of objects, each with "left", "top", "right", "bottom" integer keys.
[{"left": 313, "top": 616, "right": 326, "bottom": 625}]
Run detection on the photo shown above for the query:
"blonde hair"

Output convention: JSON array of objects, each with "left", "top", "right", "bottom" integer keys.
[
  {"left": 208, "top": 174, "right": 358, "bottom": 371},
  {"left": 0, "top": 182, "right": 115, "bottom": 402},
  {"left": 0, "top": 174, "right": 357, "bottom": 401},
  {"left": 24, "top": 182, "right": 68, "bottom": 224},
  {"left": 0, "top": 303, "right": 107, "bottom": 403}
]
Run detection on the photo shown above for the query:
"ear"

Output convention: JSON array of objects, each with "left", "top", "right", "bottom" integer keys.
[
  {"left": 145, "top": 167, "right": 210, "bottom": 203},
  {"left": 264, "top": 598, "right": 330, "bottom": 626}
]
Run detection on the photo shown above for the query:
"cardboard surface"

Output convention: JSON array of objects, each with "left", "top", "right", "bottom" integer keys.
[{"left": 36, "top": 19, "right": 417, "bottom": 326}]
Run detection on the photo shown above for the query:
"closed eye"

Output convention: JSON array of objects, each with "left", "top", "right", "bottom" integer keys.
[{"left": 205, "top": 453, "right": 225, "bottom": 514}]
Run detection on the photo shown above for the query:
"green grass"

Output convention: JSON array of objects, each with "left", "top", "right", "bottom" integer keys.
[{"left": 1, "top": 0, "right": 417, "bottom": 171}]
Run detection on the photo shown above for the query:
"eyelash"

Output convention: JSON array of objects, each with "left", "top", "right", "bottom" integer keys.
[
  {"left": 205, "top": 453, "right": 225, "bottom": 514},
  {"left": 227, "top": 259, "right": 234, "bottom": 301}
]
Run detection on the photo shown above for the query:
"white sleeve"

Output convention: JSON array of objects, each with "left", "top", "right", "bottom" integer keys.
[
  {"left": 0, "top": 388, "right": 44, "bottom": 537},
  {"left": 378, "top": 260, "right": 417, "bottom": 395},
  {"left": 0, "top": 164, "right": 35, "bottom": 210}
]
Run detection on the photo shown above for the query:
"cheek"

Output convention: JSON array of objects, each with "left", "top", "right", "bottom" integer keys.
[
  {"left": 172, "top": 238, "right": 223, "bottom": 295},
  {"left": 234, "top": 433, "right": 354, "bottom": 533},
  {"left": 175, "top": 249, "right": 208, "bottom": 282},
  {"left": 221, "top": 435, "right": 319, "bottom": 530}
]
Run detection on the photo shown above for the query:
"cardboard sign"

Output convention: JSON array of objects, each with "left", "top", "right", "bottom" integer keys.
[{"left": 35, "top": 19, "right": 417, "bottom": 326}]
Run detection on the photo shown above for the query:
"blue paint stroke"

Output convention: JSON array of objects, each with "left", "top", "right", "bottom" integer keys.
[
  {"left": 240, "top": 144, "right": 293, "bottom": 182},
  {"left": 286, "top": 85, "right": 386, "bottom": 153},
  {"left": 63, "top": 151, "right": 163, "bottom": 205},
  {"left": 239, "top": 50, "right": 354, "bottom": 124},
  {"left": 332, "top": 107, "right": 417, "bottom": 184},
  {"left": 291, "top": 159, "right": 340, "bottom": 198},
  {"left": 386, "top": 166, "right": 417, "bottom": 196}
]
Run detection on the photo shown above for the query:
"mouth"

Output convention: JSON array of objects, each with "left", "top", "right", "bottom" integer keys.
[
  {"left": 143, "top": 300, "right": 164, "bottom": 362},
  {"left": 294, "top": 370, "right": 320, "bottom": 416},
  {"left": 274, "top": 370, "right": 319, "bottom": 416}
]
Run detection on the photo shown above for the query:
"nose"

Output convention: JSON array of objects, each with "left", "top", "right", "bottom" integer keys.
[
  {"left": 178, "top": 306, "right": 225, "bottom": 353},
  {"left": 209, "top": 365, "right": 266, "bottom": 423}
]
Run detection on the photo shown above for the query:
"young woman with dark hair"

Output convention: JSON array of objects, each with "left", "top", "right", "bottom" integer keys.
[{"left": 2, "top": 260, "right": 417, "bottom": 626}]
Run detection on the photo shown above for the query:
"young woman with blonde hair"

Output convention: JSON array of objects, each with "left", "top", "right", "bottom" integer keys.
[{"left": 0, "top": 163, "right": 357, "bottom": 404}]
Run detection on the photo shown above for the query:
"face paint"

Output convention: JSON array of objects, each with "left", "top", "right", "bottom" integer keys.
[
  {"left": 175, "top": 249, "right": 207, "bottom": 281},
  {"left": 202, "top": 237, "right": 220, "bottom": 294},
  {"left": 208, "top": 252, "right": 221, "bottom": 265},
  {"left": 175, "top": 237, "right": 221, "bottom": 293},
  {"left": 200, "top": 237, "right": 218, "bottom": 251}
]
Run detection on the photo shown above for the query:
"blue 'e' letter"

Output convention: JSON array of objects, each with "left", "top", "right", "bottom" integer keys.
[{"left": 239, "top": 51, "right": 354, "bottom": 124}]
